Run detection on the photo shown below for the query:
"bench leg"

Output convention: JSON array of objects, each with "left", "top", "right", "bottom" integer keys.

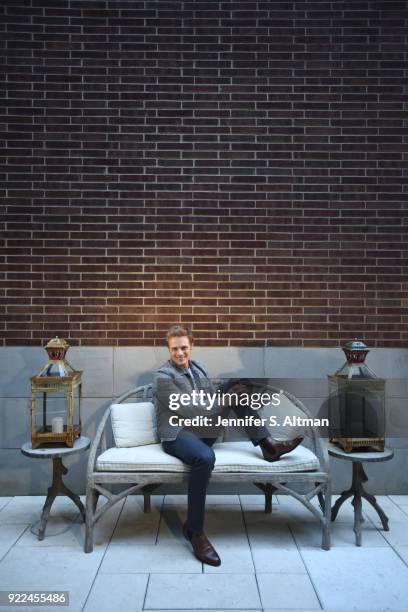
[
  {"left": 142, "top": 484, "right": 161, "bottom": 514},
  {"left": 254, "top": 483, "right": 275, "bottom": 513},
  {"left": 264, "top": 484, "right": 273, "bottom": 514},
  {"left": 85, "top": 485, "right": 97, "bottom": 553},
  {"left": 143, "top": 489, "right": 151, "bottom": 513},
  {"left": 322, "top": 480, "right": 331, "bottom": 551}
]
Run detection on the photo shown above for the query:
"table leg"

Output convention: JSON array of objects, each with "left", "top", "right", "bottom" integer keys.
[
  {"left": 359, "top": 467, "right": 390, "bottom": 531},
  {"left": 333, "top": 461, "right": 390, "bottom": 546},
  {"left": 331, "top": 488, "right": 354, "bottom": 522},
  {"left": 38, "top": 491, "right": 57, "bottom": 541},
  {"left": 351, "top": 485, "right": 363, "bottom": 547},
  {"left": 38, "top": 457, "right": 86, "bottom": 540}
]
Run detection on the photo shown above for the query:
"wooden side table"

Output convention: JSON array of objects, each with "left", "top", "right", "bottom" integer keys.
[
  {"left": 328, "top": 444, "right": 394, "bottom": 546},
  {"left": 21, "top": 436, "right": 90, "bottom": 540}
]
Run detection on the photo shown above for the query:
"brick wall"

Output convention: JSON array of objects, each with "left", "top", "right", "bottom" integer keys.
[{"left": 2, "top": 1, "right": 407, "bottom": 347}]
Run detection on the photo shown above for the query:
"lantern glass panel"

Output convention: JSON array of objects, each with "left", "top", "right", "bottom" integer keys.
[
  {"left": 329, "top": 378, "right": 385, "bottom": 440},
  {"left": 33, "top": 390, "right": 67, "bottom": 433}
]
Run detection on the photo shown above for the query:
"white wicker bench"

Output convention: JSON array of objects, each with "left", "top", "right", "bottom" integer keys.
[{"left": 85, "top": 383, "right": 331, "bottom": 552}]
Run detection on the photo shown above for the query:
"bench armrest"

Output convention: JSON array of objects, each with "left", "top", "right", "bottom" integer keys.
[
  {"left": 86, "top": 405, "right": 111, "bottom": 479},
  {"left": 282, "top": 389, "right": 330, "bottom": 473}
]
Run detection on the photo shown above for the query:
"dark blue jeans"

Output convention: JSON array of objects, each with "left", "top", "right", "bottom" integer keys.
[
  {"left": 162, "top": 430, "right": 216, "bottom": 534},
  {"left": 162, "top": 412, "right": 269, "bottom": 533}
]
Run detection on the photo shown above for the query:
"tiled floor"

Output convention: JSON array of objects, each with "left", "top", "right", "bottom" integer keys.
[{"left": 1, "top": 494, "right": 408, "bottom": 611}]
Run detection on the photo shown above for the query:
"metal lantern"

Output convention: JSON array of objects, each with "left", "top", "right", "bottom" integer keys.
[
  {"left": 328, "top": 339, "right": 385, "bottom": 452},
  {"left": 30, "top": 337, "right": 82, "bottom": 448}
]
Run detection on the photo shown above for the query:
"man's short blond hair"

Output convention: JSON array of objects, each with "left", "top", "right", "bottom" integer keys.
[{"left": 166, "top": 325, "right": 194, "bottom": 345}]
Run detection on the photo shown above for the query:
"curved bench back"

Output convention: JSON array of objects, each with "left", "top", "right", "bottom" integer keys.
[
  {"left": 111, "top": 383, "right": 327, "bottom": 468},
  {"left": 88, "top": 382, "right": 329, "bottom": 478},
  {"left": 116, "top": 383, "right": 154, "bottom": 404}
]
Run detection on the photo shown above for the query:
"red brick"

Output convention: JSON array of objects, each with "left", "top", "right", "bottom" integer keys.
[{"left": 2, "top": 2, "right": 407, "bottom": 347}]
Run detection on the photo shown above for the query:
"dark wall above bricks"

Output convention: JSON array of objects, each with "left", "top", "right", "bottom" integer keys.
[{"left": 2, "top": 1, "right": 407, "bottom": 347}]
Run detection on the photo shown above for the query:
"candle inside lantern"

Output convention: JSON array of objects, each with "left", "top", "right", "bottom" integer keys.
[{"left": 51, "top": 417, "right": 64, "bottom": 434}]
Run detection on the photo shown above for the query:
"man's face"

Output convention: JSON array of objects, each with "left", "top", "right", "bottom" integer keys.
[{"left": 168, "top": 335, "right": 192, "bottom": 369}]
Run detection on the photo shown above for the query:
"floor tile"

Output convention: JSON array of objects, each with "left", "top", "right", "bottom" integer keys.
[
  {"left": 394, "top": 546, "right": 408, "bottom": 566},
  {"left": 153, "top": 504, "right": 188, "bottom": 542},
  {"left": 376, "top": 519, "right": 408, "bottom": 547},
  {"left": 101, "top": 498, "right": 201, "bottom": 573},
  {"left": 276, "top": 492, "right": 388, "bottom": 548},
  {"left": 291, "top": 514, "right": 387, "bottom": 548},
  {"left": 201, "top": 506, "right": 255, "bottom": 573},
  {"left": 253, "top": 546, "right": 307, "bottom": 574},
  {"left": 156, "top": 504, "right": 254, "bottom": 573},
  {"left": 257, "top": 573, "right": 320, "bottom": 609},
  {"left": 244, "top": 505, "right": 299, "bottom": 547},
  {"left": 16, "top": 496, "right": 124, "bottom": 550},
  {"left": 145, "top": 574, "right": 261, "bottom": 609},
  {"left": 109, "top": 495, "right": 163, "bottom": 545},
  {"left": 0, "top": 546, "right": 104, "bottom": 612},
  {"left": 100, "top": 540, "right": 202, "bottom": 574},
  {"left": 362, "top": 495, "right": 408, "bottom": 524},
  {"left": 0, "top": 495, "right": 83, "bottom": 525},
  {"left": 0, "top": 524, "right": 28, "bottom": 560},
  {"left": 389, "top": 495, "right": 408, "bottom": 507},
  {"left": 0, "top": 498, "right": 12, "bottom": 512},
  {"left": 273, "top": 495, "right": 333, "bottom": 522},
  {"left": 244, "top": 506, "right": 306, "bottom": 573},
  {"left": 302, "top": 547, "right": 408, "bottom": 610},
  {"left": 83, "top": 573, "right": 148, "bottom": 612}
]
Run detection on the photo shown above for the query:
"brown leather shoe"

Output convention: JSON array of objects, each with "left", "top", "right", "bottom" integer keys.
[
  {"left": 259, "top": 435, "right": 303, "bottom": 462},
  {"left": 182, "top": 522, "right": 221, "bottom": 566}
]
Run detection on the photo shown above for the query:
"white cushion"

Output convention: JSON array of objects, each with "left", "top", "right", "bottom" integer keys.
[
  {"left": 110, "top": 402, "right": 158, "bottom": 447},
  {"left": 96, "top": 440, "right": 319, "bottom": 473},
  {"left": 213, "top": 441, "right": 319, "bottom": 472}
]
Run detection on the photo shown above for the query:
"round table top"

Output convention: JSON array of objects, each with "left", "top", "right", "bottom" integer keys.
[
  {"left": 328, "top": 443, "right": 394, "bottom": 463},
  {"left": 21, "top": 436, "right": 90, "bottom": 459}
]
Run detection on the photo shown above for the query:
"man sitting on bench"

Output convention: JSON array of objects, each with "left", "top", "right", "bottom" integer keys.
[{"left": 153, "top": 325, "right": 302, "bottom": 567}]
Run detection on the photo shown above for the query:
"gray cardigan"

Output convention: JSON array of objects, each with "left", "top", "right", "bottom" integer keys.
[{"left": 153, "top": 359, "right": 224, "bottom": 441}]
